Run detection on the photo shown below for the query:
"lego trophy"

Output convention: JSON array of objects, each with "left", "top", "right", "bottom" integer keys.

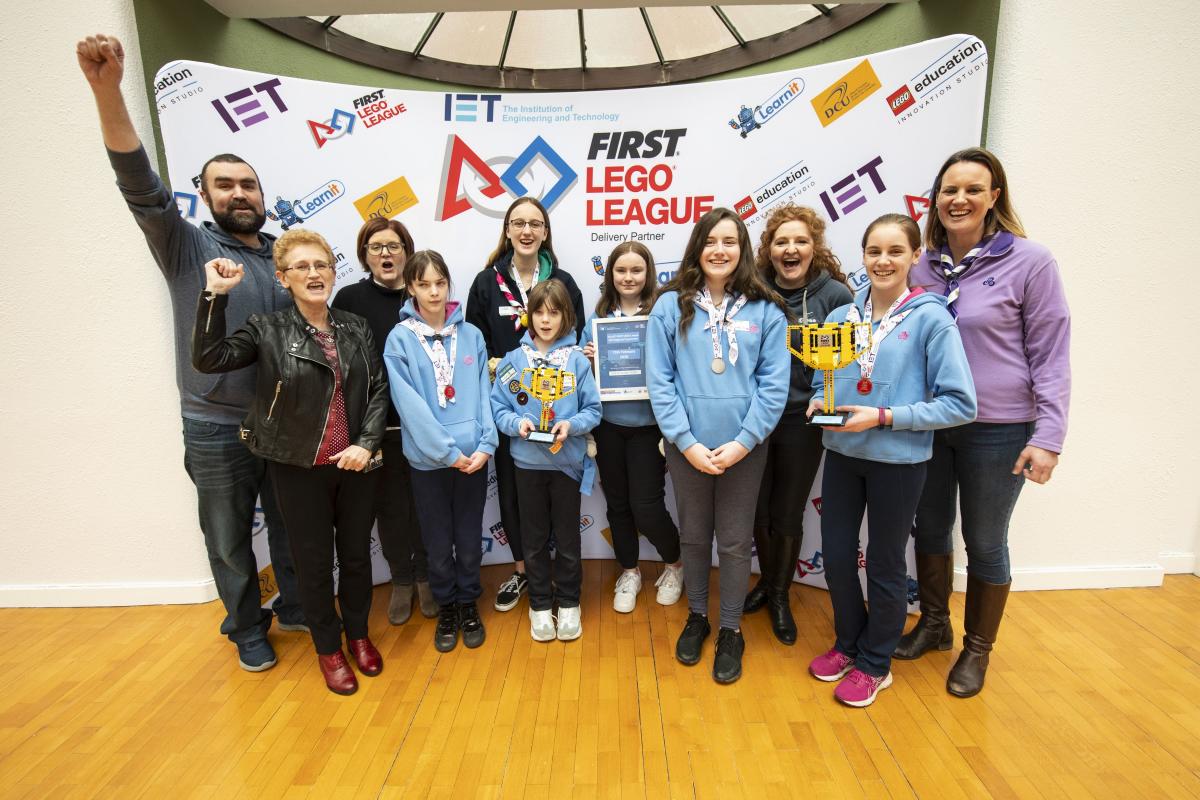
[
  {"left": 521, "top": 366, "right": 577, "bottom": 446},
  {"left": 788, "top": 298, "right": 871, "bottom": 426}
]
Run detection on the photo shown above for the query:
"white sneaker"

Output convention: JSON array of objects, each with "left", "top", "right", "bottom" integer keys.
[
  {"left": 530, "top": 608, "right": 556, "bottom": 642},
  {"left": 613, "top": 570, "right": 642, "bottom": 613},
  {"left": 655, "top": 564, "right": 684, "bottom": 605},
  {"left": 556, "top": 605, "right": 582, "bottom": 640}
]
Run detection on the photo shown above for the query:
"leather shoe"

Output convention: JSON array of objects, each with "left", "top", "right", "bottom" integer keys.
[
  {"left": 459, "top": 602, "right": 486, "bottom": 649},
  {"left": 317, "top": 651, "right": 359, "bottom": 696},
  {"left": 743, "top": 581, "right": 769, "bottom": 614},
  {"left": 435, "top": 605, "right": 460, "bottom": 652},
  {"left": 767, "top": 590, "right": 797, "bottom": 645},
  {"left": 348, "top": 637, "right": 383, "bottom": 676}
]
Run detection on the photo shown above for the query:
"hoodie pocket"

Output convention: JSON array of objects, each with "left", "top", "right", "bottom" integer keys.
[
  {"left": 830, "top": 376, "right": 891, "bottom": 410},
  {"left": 684, "top": 394, "right": 749, "bottom": 444},
  {"left": 444, "top": 418, "right": 483, "bottom": 456}
]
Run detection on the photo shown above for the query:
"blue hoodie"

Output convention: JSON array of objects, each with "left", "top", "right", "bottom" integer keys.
[
  {"left": 383, "top": 300, "right": 498, "bottom": 471},
  {"left": 646, "top": 290, "right": 789, "bottom": 452},
  {"left": 580, "top": 311, "right": 656, "bottom": 428},
  {"left": 814, "top": 288, "right": 977, "bottom": 464},
  {"left": 490, "top": 331, "right": 602, "bottom": 493}
]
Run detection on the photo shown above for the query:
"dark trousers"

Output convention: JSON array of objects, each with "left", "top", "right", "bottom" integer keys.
[
  {"left": 268, "top": 462, "right": 378, "bottom": 655},
  {"left": 408, "top": 466, "right": 487, "bottom": 607},
  {"left": 914, "top": 422, "right": 1033, "bottom": 584},
  {"left": 514, "top": 468, "right": 582, "bottom": 611},
  {"left": 665, "top": 442, "right": 769, "bottom": 630},
  {"left": 376, "top": 432, "right": 428, "bottom": 584},
  {"left": 754, "top": 415, "right": 825, "bottom": 537},
  {"left": 593, "top": 420, "right": 680, "bottom": 568},
  {"left": 494, "top": 436, "right": 525, "bottom": 562},
  {"left": 821, "top": 450, "right": 927, "bottom": 677},
  {"left": 181, "top": 418, "right": 302, "bottom": 644}
]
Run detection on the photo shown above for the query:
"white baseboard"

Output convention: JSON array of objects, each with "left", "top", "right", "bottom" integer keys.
[
  {"left": 952, "top": 564, "right": 1165, "bottom": 592},
  {"left": 0, "top": 579, "right": 218, "bottom": 608},
  {"left": 1158, "top": 552, "right": 1197, "bottom": 575}
]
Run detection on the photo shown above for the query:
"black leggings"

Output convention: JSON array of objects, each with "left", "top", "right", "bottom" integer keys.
[
  {"left": 754, "top": 415, "right": 825, "bottom": 537},
  {"left": 493, "top": 436, "right": 525, "bottom": 562},
  {"left": 593, "top": 420, "right": 680, "bottom": 569}
]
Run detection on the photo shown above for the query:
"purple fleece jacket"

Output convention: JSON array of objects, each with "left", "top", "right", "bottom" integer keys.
[{"left": 910, "top": 233, "right": 1070, "bottom": 452}]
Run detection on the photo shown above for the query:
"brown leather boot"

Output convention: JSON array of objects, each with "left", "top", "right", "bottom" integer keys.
[
  {"left": 894, "top": 553, "right": 954, "bottom": 660},
  {"left": 947, "top": 574, "right": 1011, "bottom": 698},
  {"left": 317, "top": 651, "right": 359, "bottom": 696},
  {"left": 744, "top": 525, "right": 771, "bottom": 613}
]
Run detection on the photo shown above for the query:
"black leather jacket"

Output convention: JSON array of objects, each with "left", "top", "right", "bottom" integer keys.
[{"left": 192, "top": 291, "right": 388, "bottom": 468}]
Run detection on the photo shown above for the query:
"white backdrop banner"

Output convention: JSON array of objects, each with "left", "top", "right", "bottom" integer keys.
[{"left": 154, "top": 35, "right": 987, "bottom": 606}]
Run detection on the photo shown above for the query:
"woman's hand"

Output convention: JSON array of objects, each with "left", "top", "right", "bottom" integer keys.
[
  {"left": 829, "top": 405, "right": 879, "bottom": 432},
  {"left": 332, "top": 445, "right": 372, "bottom": 471},
  {"left": 683, "top": 443, "right": 724, "bottom": 475},
  {"left": 461, "top": 450, "right": 491, "bottom": 474},
  {"left": 805, "top": 397, "right": 825, "bottom": 420},
  {"left": 205, "top": 258, "right": 245, "bottom": 294},
  {"left": 710, "top": 441, "right": 749, "bottom": 470},
  {"left": 517, "top": 418, "right": 536, "bottom": 439},
  {"left": 551, "top": 420, "right": 572, "bottom": 443},
  {"left": 452, "top": 453, "right": 472, "bottom": 471},
  {"left": 1012, "top": 445, "right": 1058, "bottom": 484}
]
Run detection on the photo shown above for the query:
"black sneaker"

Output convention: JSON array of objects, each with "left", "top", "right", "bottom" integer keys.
[
  {"left": 459, "top": 602, "right": 486, "bottom": 649},
  {"left": 675, "top": 612, "right": 711, "bottom": 666},
  {"left": 713, "top": 627, "right": 745, "bottom": 684},
  {"left": 434, "top": 605, "right": 460, "bottom": 652},
  {"left": 494, "top": 571, "right": 528, "bottom": 612}
]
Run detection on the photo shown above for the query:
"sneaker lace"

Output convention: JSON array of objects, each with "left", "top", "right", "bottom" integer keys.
[
  {"left": 437, "top": 607, "right": 458, "bottom": 632},
  {"left": 499, "top": 573, "right": 520, "bottom": 593},
  {"left": 847, "top": 670, "right": 876, "bottom": 689},
  {"left": 683, "top": 613, "right": 707, "bottom": 634},
  {"left": 656, "top": 568, "right": 681, "bottom": 589},
  {"left": 615, "top": 572, "right": 639, "bottom": 594}
]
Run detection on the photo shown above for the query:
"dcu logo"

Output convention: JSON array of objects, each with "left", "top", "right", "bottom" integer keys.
[
  {"left": 436, "top": 134, "right": 577, "bottom": 221},
  {"left": 727, "top": 77, "right": 805, "bottom": 138}
]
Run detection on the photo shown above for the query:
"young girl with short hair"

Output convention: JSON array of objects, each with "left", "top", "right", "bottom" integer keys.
[{"left": 490, "top": 279, "right": 601, "bottom": 642}]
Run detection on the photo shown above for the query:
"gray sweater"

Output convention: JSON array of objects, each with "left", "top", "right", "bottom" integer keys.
[{"left": 108, "top": 146, "right": 290, "bottom": 424}]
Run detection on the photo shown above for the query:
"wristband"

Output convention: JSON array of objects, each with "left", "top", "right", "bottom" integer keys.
[{"left": 878, "top": 407, "right": 888, "bottom": 428}]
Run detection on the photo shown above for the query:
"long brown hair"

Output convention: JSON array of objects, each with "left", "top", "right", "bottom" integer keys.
[
  {"left": 667, "top": 208, "right": 786, "bottom": 339},
  {"left": 754, "top": 204, "right": 849, "bottom": 287},
  {"left": 485, "top": 197, "right": 560, "bottom": 269},
  {"left": 924, "top": 147, "right": 1026, "bottom": 250},
  {"left": 526, "top": 279, "right": 576, "bottom": 342},
  {"left": 596, "top": 241, "right": 659, "bottom": 318}
]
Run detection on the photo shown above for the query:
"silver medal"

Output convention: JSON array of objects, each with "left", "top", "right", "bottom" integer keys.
[{"left": 711, "top": 357, "right": 726, "bottom": 374}]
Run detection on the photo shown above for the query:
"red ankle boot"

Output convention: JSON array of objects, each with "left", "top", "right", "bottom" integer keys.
[
  {"left": 317, "top": 651, "right": 359, "bottom": 695},
  {"left": 348, "top": 637, "right": 383, "bottom": 676}
]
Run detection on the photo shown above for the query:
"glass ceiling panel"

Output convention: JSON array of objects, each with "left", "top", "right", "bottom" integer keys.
[
  {"left": 582, "top": 8, "right": 660, "bottom": 68},
  {"left": 720, "top": 4, "right": 823, "bottom": 42},
  {"left": 332, "top": 13, "right": 435, "bottom": 54},
  {"left": 421, "top": 10, "right": 509, "bottom": 67},
  {"left": 505, "top": 9, "right": 581, "bottom": 70},
  {"left": 644, "top": 6, "right": 738, "bottom": 62}
]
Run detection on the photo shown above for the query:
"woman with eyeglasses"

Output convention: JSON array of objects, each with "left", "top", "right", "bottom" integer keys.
[
  {"left": 332, "top": 218, "right": 437, "bottom": 628},
  {"left": 193, "top": 228, "right": 389, "bottom": 697},
  {"left": 466, "top": 197, "right": 585, "bottom": 613}
]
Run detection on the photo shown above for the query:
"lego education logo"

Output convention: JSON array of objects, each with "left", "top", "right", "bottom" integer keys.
[
  {"left": 733, "top": 159, "right": 815, "bottom": 223},
  {"left": 436, "top": 134, "right": 577, "bottom": 221},
  {"left": 812, "top": 59, "right": 881, "bottom": 127},
  {"left": 154, "top": 63, "right": 202, "bottom": 110},
  {"left": 726, "top": 77, "right": 805, "bottom": 138},
  {"left": 354, "top": 176, "right": 419, "bottom": 222},
  {"left": 211, "top": 77, "right": 288, "bottom": 133},
  {"left": 892, "top": 37, "right": 987, "bottom": 124}
]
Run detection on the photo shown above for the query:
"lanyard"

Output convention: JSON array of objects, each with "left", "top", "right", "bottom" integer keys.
[
  {"left": 401, "top": 317, "right": 458, "bottom": 407},
  {"left": 695, "top": 287, "right": 749, "bottom": 368},
  {"left": 494, "top": 267, "right": 528, "bottom": 331},
  {"left": 846, "top": 289, "right": 922, "bottom": 382},
  {"left": 521, "top": 343, "right": 573, "bottom": 369},
  {"left": 938, "top": 233, "right": 1000, "bottom": 317}
]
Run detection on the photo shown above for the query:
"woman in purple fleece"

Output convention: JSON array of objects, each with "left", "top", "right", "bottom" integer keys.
[{"left": 896, "top": 148, "right": 1071, "bottom": 698}]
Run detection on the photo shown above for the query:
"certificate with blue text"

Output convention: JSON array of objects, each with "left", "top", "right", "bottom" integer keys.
[{"left": 592, "top": 317, "right": 650, "bottom": 401}]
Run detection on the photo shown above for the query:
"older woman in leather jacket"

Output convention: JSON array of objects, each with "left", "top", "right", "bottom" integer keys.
[{"left": 193, "top": 228, "right": 388, "bottom": 696}]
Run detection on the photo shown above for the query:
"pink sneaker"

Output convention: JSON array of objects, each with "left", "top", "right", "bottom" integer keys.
[
  {"left": 809, "top": 647, "right": 855, "bottom": 682},
  {"left": 834, "top": 669, "right": 893, "bottom": 707}
]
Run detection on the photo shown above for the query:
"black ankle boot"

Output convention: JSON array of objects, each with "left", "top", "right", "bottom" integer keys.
[
  {"left": 894, "top": 553, "right": 954, "bottom": 660},
  {"left": 765, "top": 533, "right": 800, "bottom": 644}
]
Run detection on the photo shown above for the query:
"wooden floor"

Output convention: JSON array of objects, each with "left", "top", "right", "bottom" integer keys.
[{"left": 1, "top": 564, "right": 1197, "bottom": 799}]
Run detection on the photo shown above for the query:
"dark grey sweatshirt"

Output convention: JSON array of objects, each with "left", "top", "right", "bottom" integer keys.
[{"left": 775, "top": 271, "right": 854, "bottom": 418}]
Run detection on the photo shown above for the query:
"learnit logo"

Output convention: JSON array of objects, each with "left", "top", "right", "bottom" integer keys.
[
  {"left": 726, "top": 77, "right": 805, "bottom": 138},
  {"left": 436, "top": 134, "right": 577, "bottom": 221},
  {"left": 354, "top": 176, "right": 418, "bottom": 221},
  {"left": 580, "top": 515, "right": 594, "bottom": 532},
  {"left": 264, "top": 180, "right": 345, "bottom": 230},
  {"left": 818, "top": 155, "right": 885, "bottom": 222},
  {"left": 887, "top": 85, "right": 915, "bottom": 116},
  {"left": 893, "top": 38, "right": 987, "bottom": 124},
  {"left": 812, "top": 60, "right": 881, "bottom": 127},
  {"left": 445, "top": 93, "right": 501, "bottom": 122},
  {"left": 211, "top": 77, "right": 288, "bottom": 133}
]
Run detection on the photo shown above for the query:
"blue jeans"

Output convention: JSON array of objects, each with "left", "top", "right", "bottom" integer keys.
[
  {"left": 913, "top": 422, "right": 1034, "bottom": 584},
  {"left": 181, "top": 418, "right": 302, "bottom": 644}
]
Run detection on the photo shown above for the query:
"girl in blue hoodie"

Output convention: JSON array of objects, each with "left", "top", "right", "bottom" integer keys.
[
  {"left": 383, "top": 251, "right": 498, "bottom": 654},
  {"left": 645, "top": 208, "right": 790, "bottom": 685},
  {"left": 805, "top": 214, "right": 976, "bottom": 708},
  {"left": 490, "top": 279, "right": 601, "bottom": 643}
]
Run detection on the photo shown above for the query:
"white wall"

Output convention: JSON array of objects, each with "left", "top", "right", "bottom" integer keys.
[
  {"left": 1, "top": 0, "right": 1196, "bottom": 605},
  {"left": 0, "top": 0, "right": 218, "bottom": 605},
  {"left": 985, "top": 0, "right": 1200, "bottom": 587}
]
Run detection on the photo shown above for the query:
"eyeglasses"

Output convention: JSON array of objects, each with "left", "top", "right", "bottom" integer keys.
[
  {"left": 283, "top": 262, "right": 334, "bottom": 274},
  {"left": 366, "top": 242, "right": 405, "bottom": 255},
  {"left": 508, "top": 219, "right": 546, "bottom": 231}
]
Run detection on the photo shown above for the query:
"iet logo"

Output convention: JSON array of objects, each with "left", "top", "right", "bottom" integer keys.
[
  {"left": 435, "top": 134, "right": 577, "bottom": 221},
  {"left": 818, "top": 155, "right": 885, "bottom": 222},
  {"left": 211, "top": 77, "right": 288, "bottom": 133},
  {"left": 445, "top": 93, "right": 501, "bottom": 122}
]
